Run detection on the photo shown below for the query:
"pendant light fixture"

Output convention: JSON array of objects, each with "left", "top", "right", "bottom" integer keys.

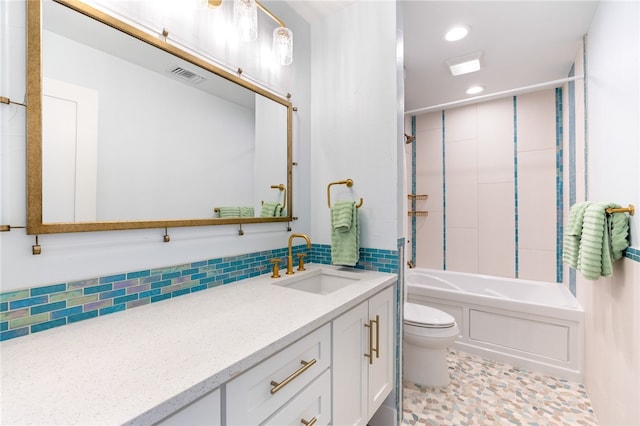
[
  {"left": 273, "top": 26, "right": 293, "bottom": 65},
  {"left": 231, "top": 0, "right": 293, "bottom": 65},
  {"left": 234, "top": 0, "right": 258, "bottom": 42}
]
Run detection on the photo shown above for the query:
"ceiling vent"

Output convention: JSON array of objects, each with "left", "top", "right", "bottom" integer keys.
[
  {"left": 168, "top": 66, "right": 205, "bottom": 84},
  {"left": 446, "top": 52, "right": 482, "bottom": 76}
]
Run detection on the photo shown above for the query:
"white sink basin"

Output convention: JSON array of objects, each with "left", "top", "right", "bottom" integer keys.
[{"left": 273, "top": 268, "right": 363, "bottom": 295}]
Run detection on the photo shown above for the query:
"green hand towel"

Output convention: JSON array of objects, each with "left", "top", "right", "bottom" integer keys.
[
  {"left": 332, "top": 201, "right": 353, "bottom": 231},
  {"left": 577, "top": 202, "right": 629, "bottom": 280},
  {"left": 609, "top": 211, "right": 630, "bottom": 260},
  {"left": 239, "top": 206, "right": 254, "bottom": 217},
  {"left": 562, "top": 201, "right": 591, "bottom": 269},
  {"left": 331, "top": 201, "right": 359, "bottom": 266},
  {"left": 260, "top": 202, "right": 281, "bottom": 217},
  {"left": 218, "top": 207, "right": 240, "bottom": 218}
]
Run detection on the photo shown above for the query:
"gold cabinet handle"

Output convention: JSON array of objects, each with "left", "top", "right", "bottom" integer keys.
[
  {"left": 364, "top": 319, "right": 374, "bottom": 365},
  {"left": 373, "top": 314, "right": 380, "bottom": 359},
  {"left": 364, "top": 315, "right": 380, "bottom": 364},
  {"left": 270, "top": 359, "right": 317, "bottom": 394},
  {"left": 301, "top": 417, "right": 317, "bottom": 426}
]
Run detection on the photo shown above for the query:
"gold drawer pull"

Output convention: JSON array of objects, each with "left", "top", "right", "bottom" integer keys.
[
  {"left": 270, "top": 358, "right": 317, "bottom": 394},
  {"left": 301, "top": 416, "right": 317, "bottom": 426}
]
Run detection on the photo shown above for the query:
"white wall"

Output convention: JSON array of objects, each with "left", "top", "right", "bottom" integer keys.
[
  {"left": 577, "top": 1, "right": 640, "bottom": 424},
  {"left": 309, "top": 1, "right": 401, "bottom": 251},
  {"left": 0, "top": 0, "right": 312, "bottom": 291}
]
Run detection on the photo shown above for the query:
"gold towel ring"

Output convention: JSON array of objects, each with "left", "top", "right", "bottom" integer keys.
[{"left": 327, "top": 179, "right": 364, "bottom": 209}]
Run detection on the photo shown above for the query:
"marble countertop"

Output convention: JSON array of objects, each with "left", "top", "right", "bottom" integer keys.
[{"left": 0, "top": 264, "right": 396, "bottom": 425}]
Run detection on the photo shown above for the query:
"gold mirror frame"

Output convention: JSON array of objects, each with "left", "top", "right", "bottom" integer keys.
[{"left": 26, "top": 0, "right": 293, "bottom": 235}]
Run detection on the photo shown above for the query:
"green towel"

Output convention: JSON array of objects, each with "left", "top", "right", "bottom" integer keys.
[
  {"left": 239, "top": 206, "right": 254, "bottom": 217},
  {"left": 331, "top": 201, "right": 359, "bottom": 266},
  {"left": 609, "top": 211, "right": 629, "bottom": 261},
  {"left": 562, "top": 201, "right": 591, "bottom": 269},
  {"left": 577, "top": 202, "right": 629, "bottom": 280},
  {"left": 218, "top": 207, "right": 240, "bottom": 218},
  {"left": 260, "top": 202, "right": 281, "bottom": 217}
]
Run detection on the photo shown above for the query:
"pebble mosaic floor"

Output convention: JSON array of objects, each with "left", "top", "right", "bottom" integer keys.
[{"left": 402, "top": 349, "right": 598, "bottom": 426}]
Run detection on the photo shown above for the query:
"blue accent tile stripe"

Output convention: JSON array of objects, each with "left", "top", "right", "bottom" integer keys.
[
  {"left": 555, "top": 87, "right": 564, "bottom": 284},
  {"left": 625, "top": 247, "right": 640, "bottom": 262},
  {"left": 442, "top": 110, "right": 447, "bottom": 270},
  {"left": 411, "top": 115, "right": 417, "bottom": 267},
  {"left": 30, "top": 283, "right": 66, "bottom": 297},
  {"left": 0, "top": 244, "right": 399, "bottom": 342},
  {"left": 568, "top": 64, "right": 577, "bottom": 296}
]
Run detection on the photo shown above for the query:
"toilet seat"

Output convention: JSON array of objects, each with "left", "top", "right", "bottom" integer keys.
[{"left": 404, "top": 303, "right": 455, "bottom": 329}]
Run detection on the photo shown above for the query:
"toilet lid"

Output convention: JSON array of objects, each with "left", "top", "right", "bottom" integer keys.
[{"left": 404, "top": 303, "right": 456, "bottom": 328}]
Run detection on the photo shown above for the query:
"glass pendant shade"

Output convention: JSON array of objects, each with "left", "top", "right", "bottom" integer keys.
[
  {"left": 273, "top": 27, "right": 293, "bottom": 66},
  {"left": 234, "top": 0, "right": 257, "bottom": 42}
]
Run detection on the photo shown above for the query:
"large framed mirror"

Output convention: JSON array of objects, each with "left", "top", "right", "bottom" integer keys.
[{"left": 26, "top": 0, "right": 293, "bottom": 234}]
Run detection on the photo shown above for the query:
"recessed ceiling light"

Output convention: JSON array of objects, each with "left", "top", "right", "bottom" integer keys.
[
  {"left": 445, "top": 26, "right": 469, "bottom": 42},
  {"left": 466, "top": 86, "right": 485, "bottom": 95},
  {"left": 446, "top": 52, "right": 482, "bottom": 76}
]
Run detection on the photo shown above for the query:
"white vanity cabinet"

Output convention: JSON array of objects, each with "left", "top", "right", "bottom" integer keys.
[
  {"left": 226, "top": 323, "right": 331, "bottom": 425},
  {"left": 332, "top": 285, "right": 394, "bottom": 426}
]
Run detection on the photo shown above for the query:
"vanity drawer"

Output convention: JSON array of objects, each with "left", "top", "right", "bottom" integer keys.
[
  {"left": 264, "top": 369, "right": 331, "bottom": 426},
  {"left": 226, "top": 324, "right": 331, "bottom": 426}
]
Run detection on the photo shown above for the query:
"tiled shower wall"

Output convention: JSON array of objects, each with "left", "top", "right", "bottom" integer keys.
[
  {"left": 412, "top": 88, "right": 561, "bottom": 282},
  {"left": 0, "top": 245, "right": 398, "bottom": 342}
]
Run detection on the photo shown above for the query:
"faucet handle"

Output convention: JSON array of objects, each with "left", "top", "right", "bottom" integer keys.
[
  {"left": 270, "top": 258, "right": 281, "bottom": 278},
  {"left": 296, "top": 253, "right": 307, "bottom": 271}
]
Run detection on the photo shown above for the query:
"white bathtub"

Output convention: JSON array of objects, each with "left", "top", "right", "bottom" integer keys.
[{"left": 406, "top": 268, "right": 584, "bottom": 382}]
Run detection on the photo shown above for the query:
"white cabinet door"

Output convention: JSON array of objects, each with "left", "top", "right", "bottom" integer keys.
[
  {"left": 332, "top": 285, "right": 395, "bottom": 426},
  {"left": 367, "top": 285, "right": 394, "bottom": 419},
  {"left": 332, "top": 301, "right": 368, "bottom": 426}
]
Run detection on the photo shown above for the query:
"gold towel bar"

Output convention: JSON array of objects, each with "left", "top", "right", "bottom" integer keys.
[
  {"left": 606, "top": 204, "right": 635, "bottom": 216},
  {"left": 327, "top": 179, "right": 364, "bottom": 209}
]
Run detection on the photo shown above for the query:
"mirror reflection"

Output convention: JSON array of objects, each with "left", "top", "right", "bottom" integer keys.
[{"left": 28, "top": 0, "right": 292, "bottom": 234}]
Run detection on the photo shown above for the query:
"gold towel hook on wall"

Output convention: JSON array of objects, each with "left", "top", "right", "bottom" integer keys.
[{"left": 327, "top": 178, "right": 364, "bottom": 209}]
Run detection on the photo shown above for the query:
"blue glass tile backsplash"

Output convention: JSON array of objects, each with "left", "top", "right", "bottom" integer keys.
[{"left": 0, "top": 244, "right": 399, "bottom": 342}]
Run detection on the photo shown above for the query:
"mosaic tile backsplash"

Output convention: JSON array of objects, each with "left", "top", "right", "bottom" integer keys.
[{"left": 0, "top": 244, "right": 399, "bottom": 342}]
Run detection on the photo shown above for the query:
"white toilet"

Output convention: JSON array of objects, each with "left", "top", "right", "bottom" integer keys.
[{"left": 404, "top": 302, "right": 459, "bottom": 387}]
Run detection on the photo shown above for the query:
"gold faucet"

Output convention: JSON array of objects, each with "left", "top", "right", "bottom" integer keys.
[{"left": 287, "top": 233, "right": 311, "bottom": 274}]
